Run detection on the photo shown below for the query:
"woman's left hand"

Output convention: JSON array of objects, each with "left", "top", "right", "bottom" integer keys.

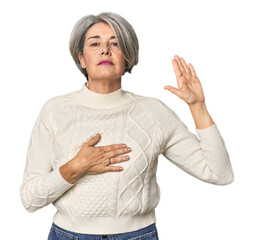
[{"left": 164, "top": 55, "right": 205, "bottom": 106}]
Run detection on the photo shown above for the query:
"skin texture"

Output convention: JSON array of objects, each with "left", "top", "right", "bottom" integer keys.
[
  {"left": 164, "top": 55, "right": 214, "bottom": 129},
  {"left": 78, "top": 22, "right": 126, "bottom": 94},
  {"left": 60, "top": 135, "right": 132, "bottom": 184}
]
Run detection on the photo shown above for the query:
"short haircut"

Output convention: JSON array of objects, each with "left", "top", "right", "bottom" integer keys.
[{"left": 69, "top": 12, "right": 139, "bottom": 80}]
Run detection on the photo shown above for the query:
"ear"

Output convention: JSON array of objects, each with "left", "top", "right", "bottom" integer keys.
[{"left": 78, "top": 52, "right": 86, "bottom": 68}]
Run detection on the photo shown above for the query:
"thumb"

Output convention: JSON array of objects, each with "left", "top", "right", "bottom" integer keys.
[
  {"left": 164, "top": 86, "right": 184, "bottom": 99},
  {"left": 85, "top": 133, "right": 101, "bottom": 147}
]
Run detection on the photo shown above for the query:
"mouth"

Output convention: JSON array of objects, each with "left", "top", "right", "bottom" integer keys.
[{"left": 98, "top": 60, "right": 113, "bottom": 65}]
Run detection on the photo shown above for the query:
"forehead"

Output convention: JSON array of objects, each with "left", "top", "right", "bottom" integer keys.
[{"left": 86, "top": 22, "right": 115, "bottom": 39}]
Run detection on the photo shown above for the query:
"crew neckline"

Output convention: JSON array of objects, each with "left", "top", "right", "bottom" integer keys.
[{"left": 77, "top": 81, "right": 131, "bottom": 109}]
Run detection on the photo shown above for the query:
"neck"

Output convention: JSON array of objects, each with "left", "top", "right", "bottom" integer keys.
[
  {"left": 86, "top": 79, "right": 122, "bottom": 94},
  {"left": 76, "top": 81, "right": 131, "bottom": 109}
]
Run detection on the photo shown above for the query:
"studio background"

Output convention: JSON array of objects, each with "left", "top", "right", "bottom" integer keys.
[{"left": 0, "top": 0, "right": 253, "bottom": 239}]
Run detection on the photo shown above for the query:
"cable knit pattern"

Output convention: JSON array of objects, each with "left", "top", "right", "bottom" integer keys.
[{"left": 19, "top": 82, "right": 234, "bottom": 234}]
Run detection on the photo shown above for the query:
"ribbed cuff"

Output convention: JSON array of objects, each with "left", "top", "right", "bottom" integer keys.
[
  {"left": 195, "top": 123, "right": 222, "bottom": 142},
  {"left": 47, "top": 166, "right": 75, "bottom": 194}
]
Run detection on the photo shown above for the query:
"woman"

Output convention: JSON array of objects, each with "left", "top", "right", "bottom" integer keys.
[{"left": 20, "top": 12, "right": 234, "bottom": 240}]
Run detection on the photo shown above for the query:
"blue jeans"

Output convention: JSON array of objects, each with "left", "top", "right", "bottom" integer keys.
[{"left": 48, "top": 222, "right": 159, "bottom": 240}]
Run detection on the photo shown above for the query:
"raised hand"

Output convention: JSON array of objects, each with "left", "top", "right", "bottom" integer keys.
[{"left": 164, "top": 55, "right": 205, "bottom": 106}]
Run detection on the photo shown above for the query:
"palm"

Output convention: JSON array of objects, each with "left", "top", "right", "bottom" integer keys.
[{"left": 164, "top": 55, "right": 205, "bottom": 106}]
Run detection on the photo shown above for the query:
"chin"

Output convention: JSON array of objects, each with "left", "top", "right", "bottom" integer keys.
[{"left": 92, "top": 73, "right": 122, "bottom": 81}]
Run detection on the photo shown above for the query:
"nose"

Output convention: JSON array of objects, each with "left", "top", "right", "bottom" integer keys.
[{"left": 100, "top": 43, "right": 111, "bottom": 56}]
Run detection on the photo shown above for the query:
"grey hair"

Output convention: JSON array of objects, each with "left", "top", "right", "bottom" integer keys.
[{"left": 69, "top": 12, "right": 139, "bottom": 80}]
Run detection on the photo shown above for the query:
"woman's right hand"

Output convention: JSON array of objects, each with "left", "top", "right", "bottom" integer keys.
[
  {"left": 75, "top": 133, "right": 132, "bottom": 175},
  {"left": 59, "top": 133, "right": 132, "bottom": 184}
]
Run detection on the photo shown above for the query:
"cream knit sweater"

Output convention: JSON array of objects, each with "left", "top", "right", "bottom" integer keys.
[{"left": 19, "top": 82, "right": 234, "bottom": 234}]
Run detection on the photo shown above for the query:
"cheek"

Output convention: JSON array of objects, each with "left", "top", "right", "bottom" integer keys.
[
  {"left": 117, "top": 55, "right": 126, "bottom": 71},
  {"left": 82, "top": 50, "right": 96, "bottom": 68},
  {"left": 83, "top": 55, "right": 93, "bottom": 67}
]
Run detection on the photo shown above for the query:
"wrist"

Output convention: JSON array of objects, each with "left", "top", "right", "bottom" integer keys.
[
  {"left": 60, "top": 157, "right": 86, "bottom": 184},
  {"left": 69, "top": 157, "right": 88, "bottom": 178},
  {"left": 189, "top": 101, "right": 207, "bottom": 113},
  {"left": 188, "top": 102, "right": 214, "bottom": 129}
]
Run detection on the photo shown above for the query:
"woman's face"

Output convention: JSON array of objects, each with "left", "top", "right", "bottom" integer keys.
[{"left": 79, "top": 22, "right": 126, "bottom": 82}]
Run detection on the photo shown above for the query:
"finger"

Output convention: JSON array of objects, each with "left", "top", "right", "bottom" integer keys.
[
  {"left": 174, "top": 55, "right": 185, "bottom": 74},
  {"left": 188, "top": 63, "right": 197, "bottom": 77},
  {"left": 164, "top": 86, "right": 184, "bottom": 99},
  {"left": 110, "top": 148, "right": 132, "bottom": 158},
  {"left": 106, "top": 147, "right": 132, "bottom": 159},
  {"left": 180, "top": 57, "right": 191, "bottom": 74},
  {"left": 109, "top": 155, "right": 130, "bottom": 164},
  {"left": 99, "top": 143, "right": 127, "bottom": 153},
  {"left": 85, "top": 133, "right": 101, "bottom": 147},
  {"left": 104, "top": 165, "right": 124, "bottom": 172},
  {"left": 172, "top": 59, "right": 182, "bottom": 78}
]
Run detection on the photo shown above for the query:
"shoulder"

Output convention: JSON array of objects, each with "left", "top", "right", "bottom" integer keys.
[
  {"left": 38, "top": 88, "right": 79, "bottom": 119},
  {"left": 127, "top": 91, "right": 186, "bottom": 128},
  {"left": 126, "top": 90, "right": 178, "bottom": 118},
  {"left": 124, "top": 90, "right": 166, "bottom": 108}
]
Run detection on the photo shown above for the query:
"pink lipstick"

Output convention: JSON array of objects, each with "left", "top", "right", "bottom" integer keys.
[{"left": 98, "top": 60, "right": 113, "bottom": 65}]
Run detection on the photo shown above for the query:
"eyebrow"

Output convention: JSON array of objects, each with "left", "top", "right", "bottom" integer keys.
[{"left": 87, "top": 35, "right": 116, "bottom": 40}]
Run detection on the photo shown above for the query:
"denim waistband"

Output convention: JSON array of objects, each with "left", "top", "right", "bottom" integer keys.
[{"left": 49, "top": 221, "right": 158, "bottom": 240}]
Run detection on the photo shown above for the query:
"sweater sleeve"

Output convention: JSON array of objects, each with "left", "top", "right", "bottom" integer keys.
[
  {"left": 19, "top": 99, "right": 75, "bottom": 213},
  {"left": 156, "top": 100, "right": 234, "bottom": 185}
]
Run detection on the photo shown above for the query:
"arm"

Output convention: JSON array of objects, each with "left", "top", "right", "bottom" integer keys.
[
  {"left": 161, "top": 55, "right": 234, "bottom": 185},
  {"left": 19, "top": 99, "right": 75, "bottom": 213},
  {"left": 158, "top": 101, "right": 233, "bottom": 185},
  {"left": 189, "top": 102, "right": 214, "bottom": 129}
]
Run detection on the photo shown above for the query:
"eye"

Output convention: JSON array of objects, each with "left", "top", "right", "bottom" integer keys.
[
  {"left": 91, "top": 42, "right": 99, "bottom": 47},
  {"left": 111, "top": 42, "right": 118, "bottom": 47}
]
